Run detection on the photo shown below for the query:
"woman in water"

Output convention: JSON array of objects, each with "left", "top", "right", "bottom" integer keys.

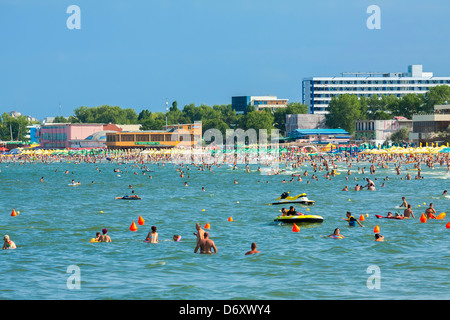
[
  {"left": 2, "top": 235, "right": 16, "bottom": 250},
  {"left": 145, "top": 226, "right": 159, "bottom": 243},
  {"left": 328, "top": 228, "right": 345, "bottom": 239}
]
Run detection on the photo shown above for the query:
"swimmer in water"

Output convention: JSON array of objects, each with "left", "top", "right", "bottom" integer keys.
[
  {"left": 361, "top": 178, "right": 375, "bottom": 191},
  {"left": 245, "top": 242, "right": 260, "bottom": 255},
  {"left": 375, "top": 233, "right": 384, "bottom": 242},
  {"left": 399, "top": 197, "right": 407, "bottom": 208},
  {"left": 94, "top": 232, "right": 102, "bottom": 242},
  {"left": 424, "top": 203, "right": 437, "bottom": 219},
  {"left": 403, "top": 204, "right": 415, "bottom": 219},
  {"left": 342, "top": 211, "right": 364, "bottom": 227},
  {"left": 327, "top": 228, "right": 345, "bottom": 238},
  {"left": 100, "top": 228, "right": 111, "bottom": 242},
  {"left": 193, "top": 223, "right": 205, "bottom": 245},
  {"left": 115, "top": 190, "right": 141, "bottom": 200},
  {"left": 145, "top": 226, "right": 159, "bottom": 243},
  {"left": 194, "top": 232, "right": 217, "bottom": 254},
  {"left": 2, "top": 235, "right": 16, "bottom": 250}
]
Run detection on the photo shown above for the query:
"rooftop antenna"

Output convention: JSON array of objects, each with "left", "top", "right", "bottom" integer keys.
[{"left": 165, "top": 98, "right": 168, "bottom": 129}]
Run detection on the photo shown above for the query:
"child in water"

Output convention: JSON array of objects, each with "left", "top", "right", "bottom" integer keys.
[
  {"left": 145, "top": 226, "right": 159, "bottom": 243},
  {"left": 327, "top": 228, "right": 345, "bottom": 239}
]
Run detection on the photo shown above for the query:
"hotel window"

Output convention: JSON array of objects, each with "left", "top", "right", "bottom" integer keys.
[
  {"left": 136, "top": 134, "right": 149, "bottom": 142},
  {"left": 151, "top": 134, "right": 164, "bottom": 142},
  {"left": 121, "top": 135, "right": 135, "bottom": 142}
]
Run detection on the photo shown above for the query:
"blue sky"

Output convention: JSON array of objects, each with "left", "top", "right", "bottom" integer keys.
[{"left": 1, "top": 0, "right": 450, "bottom": 119}]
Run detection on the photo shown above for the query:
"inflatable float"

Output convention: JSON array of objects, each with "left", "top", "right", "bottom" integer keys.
[
  {"left": 274, "top": 214, "right": 323, "bottom": 224},
  {"left": 115, "top": 195, "right": 142, "bottom": 200},
  {"left": 375, "top": 214, "right": 404, "bottom": 220}
]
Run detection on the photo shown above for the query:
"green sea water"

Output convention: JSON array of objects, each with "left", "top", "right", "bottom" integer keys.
[{"left": 0, "top": 159, "right": 449, "bottom": 300}]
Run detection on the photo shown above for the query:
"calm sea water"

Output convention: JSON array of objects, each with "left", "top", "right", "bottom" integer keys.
[{"left": 1, "top": 158, "right": 449, "bottom": 300}]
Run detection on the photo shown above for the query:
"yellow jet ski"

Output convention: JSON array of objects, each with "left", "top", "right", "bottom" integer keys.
[{"left": 270, "top": 192, "right": 315, "bottom": 206}]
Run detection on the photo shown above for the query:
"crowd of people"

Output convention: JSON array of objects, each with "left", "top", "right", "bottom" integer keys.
[{"left": 2, "top": 149, "right": 450, "bottom": 253}]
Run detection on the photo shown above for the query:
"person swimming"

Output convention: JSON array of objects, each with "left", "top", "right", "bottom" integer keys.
[
  {"left": 245, "top": 242, "right": 260, "bottom": 255},
  {"left": 342, "top": 211, "right": 364, "bottom": 227},
  {"left": 2, "top": 235, "right": 16, "bottom": 250},
  {"left": 145, "top": 226, "right": 159, "bottom": 243},
  {"left": 115, "top": 190, "right": 141, "bottom": 200},
  {"left": 328, "top": 228, "right": 345, "bottom": 239}
]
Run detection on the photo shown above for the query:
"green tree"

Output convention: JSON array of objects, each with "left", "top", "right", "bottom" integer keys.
[
  {"left": 423, "top": 85, "right": 450, "bottom": 113},
  {"left": 273, "top": 102, "right": 307, "bottom": 136},
  {"left": 138, "top": 109, "right": 152, "bottom": 122},
  {"left": 71, "top": 105, "right": 139, "bottom": 124},
  {"left": 389, "top": 127, "right": 410, "bottom": 143},
  {"left": 53, "top": 116, "right": 68, "bottom": 123},
  {"left": 202, "top": 118, "right": 229, "bottom": 138},
  {"left": 240, "top": 109, "right": 275, "bottom": 133},
  {"left": 0, "top": 113, "right": 31, "bottom": 141},
  {"left": 325, "top": 94, "right": 361, "bottom": 134},
  {"left": 397, "top": 94, "right": 424, "bottom": 119}
]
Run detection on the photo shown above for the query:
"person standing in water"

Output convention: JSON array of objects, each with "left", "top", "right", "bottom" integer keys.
[
  {"left": 145, "top": 226, "right": 159, "bottom": 243},
  {"left": 100, "top": 228, "right": 111, "bottom": 242},
  {"left": 194, "top": 232, "right": 217, "bottom": 254},
  {"left": 193, "top": 223, "right": 205, "bottom": 245}
]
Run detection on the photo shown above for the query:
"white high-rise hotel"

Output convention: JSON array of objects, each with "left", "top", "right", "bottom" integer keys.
[{"left": 302, "top": 65, "right": 450, "bottom": 114}]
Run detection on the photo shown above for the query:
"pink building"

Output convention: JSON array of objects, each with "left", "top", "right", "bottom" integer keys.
[{"left": 40, "top": 123, "right": 105, "bottom": 149}]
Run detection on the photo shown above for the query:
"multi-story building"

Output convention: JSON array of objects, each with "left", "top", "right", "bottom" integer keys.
[
  {"left": 285, "top": 114, "right": 327, "bottom": 136},
  {"left": 40, "top": 123, "right": 106, "bottom": 149},
  {"left": 410, "top": 104, "right": 450, "bottom": 142},
  {"left": 302, "top": 65, "right": 450, "bottom": 114},
  {"left": 355, "top": 117, "right": 413, "bottom": 146},
  {"left": 106, "top": 122, "right": 202, "bottom": 149},
  {"left": 232, "top": 96, "right": 288, "bottom": 114}
]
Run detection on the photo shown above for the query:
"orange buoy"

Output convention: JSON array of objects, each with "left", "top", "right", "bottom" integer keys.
[
  {"left": 227, "top": 217, "right": 233, "bottom": 222},
  {"left": 204, "top": 223, "right": 210, "bottom": 229},
  {"left": 420, "top": 213, "right": 427, "bottom": 223},
  {"left": 359, "top": 214, "right": 365, "bottom": 221},
  {"left": 130, "top": 221, "right": 138, "bottom": 231},
  {"left": 435, "top": 212, "right": 446, "bottom": 220},
  {"left": 446, "top": 222, "right": 450, "bottom": 229},
  {"left": 292, "top": 223, "right": 300, "bottom": 232},
  {"left": 11, "top": 209, "right": 17, "bottom": 217},
  {"left": 138, "top": 215, "right": 145, "bottom": 225},
  {"left": 374, "top": 225, "right": 380, "bottom": 233}
]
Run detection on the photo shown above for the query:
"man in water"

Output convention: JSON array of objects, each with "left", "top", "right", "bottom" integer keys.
[
  {"left": 100, "top": 228, "right": 111, "bottom": 242},
  {"left": 245, "top": 242, "right": 260, "bottom": 255},
  {"left": 342, "top": 211, "right": 364, "bottom": 227},
  {"left": 399, "top": 197, "right": 407, "bottom": 208},
  {"left": 194, "top": 232, "right": 217, "bottom": 254},
  {"left": 403, "top": 204, "right": 415, "bottom": 219},
  {"left": 193, "top": 223, "right": 205, "bottom": 245},
  {"left": 362, "top": 178, "right": 375, "bottom": 191},
  {"left": 425, "top": 203, "right": 437, "bottom": 219}
]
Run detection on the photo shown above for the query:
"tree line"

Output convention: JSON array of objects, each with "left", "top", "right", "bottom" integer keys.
[
  {"left": 54, "top": 101, "right": 308, "bottom": 137},
  {"left": 325, "top": 85, "right": 450, "bottom": 134},
  {"left": 0, "top": 112, "right": 38, "bottom": 142}
]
